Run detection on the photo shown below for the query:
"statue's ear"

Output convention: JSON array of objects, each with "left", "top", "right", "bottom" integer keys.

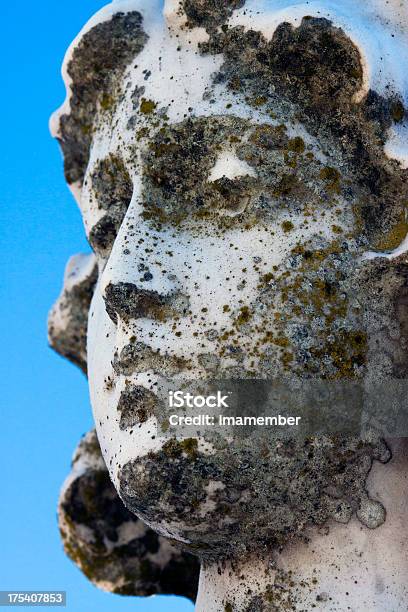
[{"left": 54, "top": 11, "right": 148, "bottom": 187}]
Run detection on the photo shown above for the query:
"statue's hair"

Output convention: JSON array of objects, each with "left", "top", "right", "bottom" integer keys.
[{"left": 55, "top": 10, "right": 148, "bottom": 186}]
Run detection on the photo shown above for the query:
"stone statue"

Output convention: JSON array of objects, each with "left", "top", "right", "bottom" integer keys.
[{"left": 50, "top": 1, "right": 408, "bottom": 609}]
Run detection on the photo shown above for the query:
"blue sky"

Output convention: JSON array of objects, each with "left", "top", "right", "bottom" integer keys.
[{"left": 0, "top": 1, "right": 193, "bottom": 610}]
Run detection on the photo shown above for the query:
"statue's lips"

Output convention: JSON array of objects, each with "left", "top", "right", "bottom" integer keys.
[
  {"left": 116, "top": 384, "right": 160, "bottom": 431},
  {"left": 103, "top": 282, "right": 190, "bottom": 325},
  {"left": 112, "top": 341, "right": 192, "bottom": 378}
]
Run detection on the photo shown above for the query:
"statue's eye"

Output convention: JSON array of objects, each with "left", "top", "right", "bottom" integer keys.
[
  {"left": 88, "top": 215, "right": 120, "bottom": 258},
  {"left": 206, "top": 175, "right": 256, "bottom": 216},
  {"left": 140, "top": 121, "right": 260, "bottom": 227},
  {"left": 88, "top": 154, "right": 133, "bottom": 258},
  {"left": 206, "top": 150, "right": 257, "bottom": 216}
]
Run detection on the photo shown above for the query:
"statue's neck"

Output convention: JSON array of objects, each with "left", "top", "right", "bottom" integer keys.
[
  {"left": 196, "top": 555, "right": 277, "bottom": 612},
  {"left": 195, "top": 440, "right": 408, "bottom": 611}
]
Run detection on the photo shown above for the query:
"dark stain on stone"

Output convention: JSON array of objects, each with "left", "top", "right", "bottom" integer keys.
[
  {"left": 88, "top": 154, "right": 133, "bottom": 258},
  {"left": 57, "top": 12, "right": 147, "bottom": 185},
  {"left": 48, "top": 259, "right": 98, "bottom": 374},
  {"left": 119, "top": 435, "right": 389, "bottom": 562},
  {"left": 183, "top": 0, "right": 246, "bottom": 31},
  {"left": 104, "top": 281, "right": 190, "bottom": 324},
  {"left": 201, "top": 16, "right": 408, "bottom": 248},
  {"left": 60, "top": 431, "right": 199, "bottom": 600},
  {"left": 117, "top": 385, "right": 160, "bottom": 430}
]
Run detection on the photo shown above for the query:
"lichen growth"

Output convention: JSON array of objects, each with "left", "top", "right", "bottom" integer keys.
[
  {"left": 183, "top": 0, "right": 245, "bottom": 31},
  {"left": 88, "top": 154, "right": 133, "bottom": 258},
  {"left": 48, "top": 255, "right": 97, "bottom": 374},
  {"left": 119, "top": 434, "right": 390, "bottom": 562},
  {"left": 59, "top": 431, "right": 199, "bottom": 599},
  {"left": 57, "top": 12, "right": 147, "bottom": 185}
]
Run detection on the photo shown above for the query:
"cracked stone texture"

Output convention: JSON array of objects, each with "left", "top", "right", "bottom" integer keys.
[{"left": 59, "top": 429, "right": 199, "bottom": 600}]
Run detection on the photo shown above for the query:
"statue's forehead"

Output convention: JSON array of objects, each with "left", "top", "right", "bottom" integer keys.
[
  {"left": 88, "top": 16, "right": 333, "bottom": 170},
  {"left": 53, "top": 0, "right": 408, "bottom": 210}
]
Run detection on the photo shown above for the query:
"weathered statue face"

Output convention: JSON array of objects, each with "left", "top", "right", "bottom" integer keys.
[{"left": 51, "top": 0, "right": 408, "bottom": 561}]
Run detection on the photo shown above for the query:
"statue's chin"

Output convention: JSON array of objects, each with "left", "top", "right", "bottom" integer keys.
[{"left": 116, "top": 434, "right": 389, "bottom": 561}]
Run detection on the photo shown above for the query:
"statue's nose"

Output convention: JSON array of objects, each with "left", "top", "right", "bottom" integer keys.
[
  {"left": 98, "top": 190, "right": 190, "bottom": 323},
  {"left": 103, "top": 281, "right": 190, "bottom": 324}
]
